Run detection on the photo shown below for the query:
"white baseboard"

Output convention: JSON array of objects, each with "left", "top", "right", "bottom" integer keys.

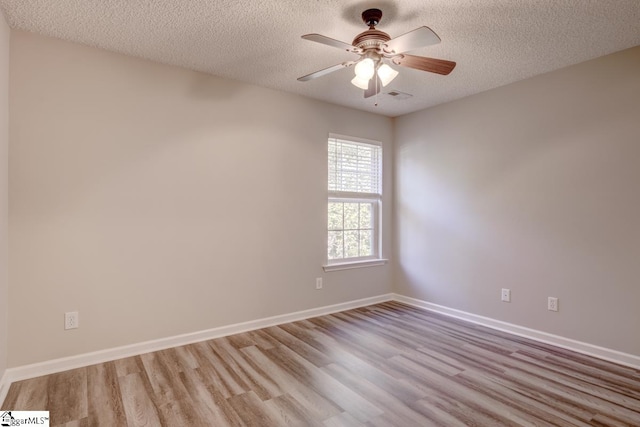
[
  {"left": 0, "top": 369, "right": 10, "bottom": 407},
  {"left": 3, "top": 291, "right": 639, "bottom": 406},
  {"left": 2, "top": 293, "right": 394, "bottom": 390},
  {"left": 393, "top": 294, "right": 640, "bottom": 370}
]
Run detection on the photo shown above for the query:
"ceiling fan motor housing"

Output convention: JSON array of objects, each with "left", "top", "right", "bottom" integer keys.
[{"left": 352, "top": 29, "right": 390, "bottom": 50}]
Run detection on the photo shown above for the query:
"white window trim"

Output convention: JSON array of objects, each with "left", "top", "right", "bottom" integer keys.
[
  {"left": 324, "top": 134, "right": 386, "bottom": 271},
  {"left": 323, "top": 258, "right": 388, "bottom": 272}
]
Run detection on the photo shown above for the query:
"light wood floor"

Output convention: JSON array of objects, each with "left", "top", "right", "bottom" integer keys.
[{"left": 3, "top": 301, "right": 640, "bottom": 426}]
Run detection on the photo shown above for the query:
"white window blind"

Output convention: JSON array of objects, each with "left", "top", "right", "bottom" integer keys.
[{"left": 328, "top": 137, "right": 381, "bottom": 195}]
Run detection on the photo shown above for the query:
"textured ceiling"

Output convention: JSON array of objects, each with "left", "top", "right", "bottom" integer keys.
[{"left": 1, "top": 0, "right": 639, "bottom": 117}]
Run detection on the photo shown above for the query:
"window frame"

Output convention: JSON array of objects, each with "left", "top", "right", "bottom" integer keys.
[
  {"left": 324, "top": 134, "right": 387, "bottom": 271},
  {"left": 327, "top": 197, "right": 380, "bottom": 262}
]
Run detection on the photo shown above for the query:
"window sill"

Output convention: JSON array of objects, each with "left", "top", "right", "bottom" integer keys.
[{"left": 323, "top": 259, "right": 388, "bottom": 272}]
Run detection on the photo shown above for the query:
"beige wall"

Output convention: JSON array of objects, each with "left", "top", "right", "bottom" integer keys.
[
  {"left": 8, "top": 31, "right": 393, "bottom": 367},
  {"left": 0, "top": 13, "right": 9, "bottom": 377},
  {"left": 7, "top": 26, "right": 638, "bottom": 369},
  {"left": 394, "top": 47, "right": 640, "bottom": 356}
]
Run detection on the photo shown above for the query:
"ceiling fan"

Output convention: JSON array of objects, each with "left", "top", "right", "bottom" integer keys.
[{"left": 298, "top": 8, "right": 456, "bottom": 98}]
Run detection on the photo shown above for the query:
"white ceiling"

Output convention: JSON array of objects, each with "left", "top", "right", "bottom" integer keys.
[{"left": 1, "top": 0, "right": 639, "bottom": 117}]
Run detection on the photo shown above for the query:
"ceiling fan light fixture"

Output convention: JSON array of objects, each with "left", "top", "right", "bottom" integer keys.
[
  {"left": 351, "top": 75, "right": 371, "bottom": 90},
  {"left": 377, "top": 64, "right": 399, "bottom": 86},
  {"left": 354, "top": 58, "right": 375, "bottom": 80}
]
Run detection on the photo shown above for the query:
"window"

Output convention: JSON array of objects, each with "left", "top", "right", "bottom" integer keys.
[{"left": 325, "top": 134, "right": 385, "bottom": 270}]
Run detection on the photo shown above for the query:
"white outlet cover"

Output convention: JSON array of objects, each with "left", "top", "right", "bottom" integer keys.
[
  {"left": 65, "top": 311, "right": 79, "bottom": 330},
  {"left": 548, "top": 297, "right": 559, "bottom": 312},
  {"left": 501, "top": 288, "right": 511, "bottom": 302}
]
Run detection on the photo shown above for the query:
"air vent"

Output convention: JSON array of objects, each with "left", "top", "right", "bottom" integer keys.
[{"left": 385, "top": 90, "right": 413, "bottom": 100}]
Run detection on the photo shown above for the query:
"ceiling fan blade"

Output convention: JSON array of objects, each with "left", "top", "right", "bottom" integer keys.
[
  {"left": 298, "top": 61, "right": 355, "bottom": 82},
  {"left": 383, "top": 26, "right": 441, "bottom": 54},
  {"left": 364, "top": 76, "right": 382, "bottom": 98},
  {"left": 301, "top": 34, "right": 362, "bottom": 54},
  {"left": 392, "top": 54, "right": 456, "bottom": 75}
]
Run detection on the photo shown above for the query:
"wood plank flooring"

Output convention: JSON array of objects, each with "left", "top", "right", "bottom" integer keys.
[{"left": 3, "top": 301, "right": 640, "bottom": 426}]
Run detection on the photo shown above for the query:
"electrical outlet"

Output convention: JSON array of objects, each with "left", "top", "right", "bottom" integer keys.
[
  {"left": 501, "top": 288, "right": 511, "bottom": 302},
  {"left": 548, "top": 297, "right": 558, "bottom": 312},
  {"left": 316, "top": 278, "right": 323, "bottom": 290},
  {"left": 65, "top": 311, "right": 79, "bottom": 330}
]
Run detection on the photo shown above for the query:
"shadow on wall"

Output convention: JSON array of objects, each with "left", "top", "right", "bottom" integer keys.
[
  {"left": 187, "top": 72, "right": 245, "bottom": 101},
  {"left": 394, "top": 158, "right": 479, "bottom": 305}
]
